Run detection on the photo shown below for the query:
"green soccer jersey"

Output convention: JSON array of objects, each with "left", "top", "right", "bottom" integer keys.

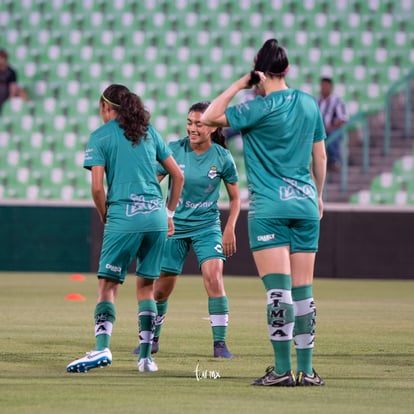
[
  {"left": 158, "top": 137, "right": 238, "bottom": 237},
  {"left": 84, "top": 119, "right": 172, "bottom": 232},
  {"left": 225, "top": 88, "right": 326, "bottom": 220}
]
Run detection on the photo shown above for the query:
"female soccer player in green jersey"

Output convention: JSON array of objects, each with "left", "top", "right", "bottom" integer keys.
[
  {"left": 201, "top": 39, "right": 327, "bottom": 386},
  {"left": 66, "top": 84, "right": 183, "bottom": 374},
  {"left": 133, "top": 101, "right": 240, "bottom": 358}
]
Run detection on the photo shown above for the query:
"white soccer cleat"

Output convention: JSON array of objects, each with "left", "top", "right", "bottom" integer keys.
[
  {"left": 138, "top": 357, "right": 158, "bottom": 372},
  {"left": 66, "top": 348, "right": 112, "bottom": 373}
]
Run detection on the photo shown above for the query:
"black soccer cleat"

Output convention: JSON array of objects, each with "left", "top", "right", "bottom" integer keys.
[
  {"left": 251, "top": 366, "right": 296, "bottom": 386},
  {"left": 296, "top": 369, "right": 325, "bottom": 386}
]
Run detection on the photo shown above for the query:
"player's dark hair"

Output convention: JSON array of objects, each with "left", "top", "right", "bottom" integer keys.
[
  {"left": 0, "top": 49, "right": 8, "bottom": 59},
  {"left": 320, "top": 77, "right": 333, "bottom": 85},
  {"left": 188, "top": 101, "right": 227, "bottom": 148},
  {"left": 101, "top": 84, "right": 150, "bottom": 146},
  {"left": 254, "top": 38, "right": 289, "bottom": 78}
]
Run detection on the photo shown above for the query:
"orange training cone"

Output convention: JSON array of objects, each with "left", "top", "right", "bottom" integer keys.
[
  {"left": 70, "top": 274, "right": 86, "bottom": 281},
  {"left": 65, "top": 293, "right": 86, "bottom": 301}
]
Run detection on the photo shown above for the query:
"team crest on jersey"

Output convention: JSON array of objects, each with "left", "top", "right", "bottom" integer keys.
[{"left": 208, "top": 166, "right": 218, "bottom": 179}]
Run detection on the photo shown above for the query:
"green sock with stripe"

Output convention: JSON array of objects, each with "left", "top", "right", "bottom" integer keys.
[
  {"left": 94, "top": 301, "right": 116, "bottom": 351},
  {"left": 292, "top": 284, "right": 316, "bottom": 376},
  {"left": 138, "top": 299, "right": 157, "bottom": 360},
  {"left": 208, "top": 296, "right": 229, "bottom": 342},
  {"left": 154, "top": 300, "right": 169, "bottom": 339},
  {"left": 262, "top": 273, "right": 294, "bottom": 375}
]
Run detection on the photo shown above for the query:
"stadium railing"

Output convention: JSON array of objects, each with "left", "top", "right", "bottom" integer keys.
[
  {"left": 330, "top": 67, "right": 414, "bottom": 194},
  {"left": 326, "top": 111, "right": 370, "bottom": 193},
  {"left": 384, "top": 66, "right": 414, "bottom": 156}
]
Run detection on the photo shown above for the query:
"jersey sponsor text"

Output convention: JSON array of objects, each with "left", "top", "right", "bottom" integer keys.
[
  {"left": 185, "top": 200, "right": 213, "bottom": 209},
  {"left": 126, "top": 194, "right": 162, "bottom": 216},
  {"left": 280, "top": 178, "right": 316, "bottom": 201}
]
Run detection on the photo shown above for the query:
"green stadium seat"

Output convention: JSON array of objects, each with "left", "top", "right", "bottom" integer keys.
[
  {"left": 349, "top": 190, "right": 371, "bottom": 204},
  {"left": 3, "top": 184, "right": 27, "bottom": 199},
  {"left": 392, "top": 155, "right": 414, "bottom": 187},
  {"left": 370, "top": 172, "right": 403, "bottom": 204},
  {"left": 405, "top": 178, "right": 414, "bottom": 204},
  {"left": 25, "top": 184, "right": 41, "bottom": 200},
  {"left": 1, "top": 98, "right": 32, "bottom": 117},
  {"left": 0, "top": 132, "right": 10, "bottom": 153}
]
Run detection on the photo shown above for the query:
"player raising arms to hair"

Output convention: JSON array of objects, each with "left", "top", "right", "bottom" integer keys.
[
  {"left": 66, "top": 84, "right": 183, "bottom": 373},
  {"left": 133, "top": 101, "right": 240, "bottom": 358},
  {"left": 201, "top": 39, "right": 327, "bottom": 386}
]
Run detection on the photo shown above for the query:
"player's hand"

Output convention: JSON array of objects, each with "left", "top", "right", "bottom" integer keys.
[
  {"left": 222, "top": 228, "right": 236, "bottom": 257},
  {"left": 318, "top": 196, "right": 324, "bottom": 219},
  {"left": 167, "top": 217, "right": 175, "bottom": 236},
  {"left": 236, "top": 71, "right": 266, "bottom": 89},
  {"left": 235, "top": 73, "right": 254, "bottom": 89}
]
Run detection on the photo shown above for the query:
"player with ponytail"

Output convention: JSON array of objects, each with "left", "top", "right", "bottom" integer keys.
[{"left": 201, "top": 39, "right": 327, "bottom": 386}]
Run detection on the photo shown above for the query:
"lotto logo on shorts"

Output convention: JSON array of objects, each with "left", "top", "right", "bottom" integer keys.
[
  {"left": 105, "top": 263, "right": 122, "bottom": 273},
  {"left": 257, "top": 234, "right": 275, "bottom": 242}
]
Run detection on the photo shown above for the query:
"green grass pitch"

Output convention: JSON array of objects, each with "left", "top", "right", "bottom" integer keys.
[{"left": 0, "top": 272, "right": 413, "bottom": 414}]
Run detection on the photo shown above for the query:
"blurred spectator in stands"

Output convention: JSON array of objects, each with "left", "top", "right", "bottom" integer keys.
[
  {"left": 0, "top": 49, "right": 29, "bottom": 112},
  {"left": 316, "top": 77, "right": 347, "bottom": 172}
]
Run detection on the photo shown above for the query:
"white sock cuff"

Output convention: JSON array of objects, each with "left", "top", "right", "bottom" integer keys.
[
  {"left": 210, "top": 314, "right": 229, "bottom": 327},
  {"left": 294, "top": 298, "right": 315, "bottom": 317}
]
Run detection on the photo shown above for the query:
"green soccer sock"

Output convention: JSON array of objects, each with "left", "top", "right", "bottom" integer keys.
[
  {"left": 208, "top": 296, "right": 229, "bottom": 342},
  {"left": 262, "top": 273, "right": 294, "bottom": 375},
  {"left": 154, "top": 300, "right": 169, "bottom": 339},
  {"left": 138, "top": 299, "right": 157, "bottom": 360},
  {"left": 94, "top": 301, "right": 116, "bottom": 351},
  {"left": 292, "top": 284, "right": 316, "bottom": 376}
]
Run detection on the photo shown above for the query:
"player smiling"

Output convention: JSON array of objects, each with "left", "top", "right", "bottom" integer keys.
[{"left": 133, "top": 101, "right": 240, "bottom": 358}]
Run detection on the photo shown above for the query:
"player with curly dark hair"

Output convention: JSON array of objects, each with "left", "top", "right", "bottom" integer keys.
[{"left": 66, "top": 84, "right": 183, "bottom": 374}]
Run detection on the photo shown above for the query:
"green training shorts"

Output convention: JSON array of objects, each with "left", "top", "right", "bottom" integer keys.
[
  {"left": 98, "top": 230, "right": 167, "bottom": 283},
  {"left": 161, "top": 225, "right": 225, "bottom": 274},
  {"left": 248, "top": 217, "right": 320, "bottom": 253}
]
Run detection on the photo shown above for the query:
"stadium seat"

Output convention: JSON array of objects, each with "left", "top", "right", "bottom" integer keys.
[
  {"left": 349, "top": 190, "right": 371, "bottom": 204},
  {"left": 392, "top": 155, "right": 414, "bottom": 187},
  {"left": 370, "top": 172, "right": 403, "bottom": 204}
]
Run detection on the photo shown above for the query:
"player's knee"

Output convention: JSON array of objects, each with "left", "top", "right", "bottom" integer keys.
[
  {"left": 154, "top": 290, "right": 169, "bottom": 302},
  {"left": 204, "top": 275, "right": 225, "bottom": 296},
  {"left": 154, "top": 276, "right": 176, "bottom": 301}
]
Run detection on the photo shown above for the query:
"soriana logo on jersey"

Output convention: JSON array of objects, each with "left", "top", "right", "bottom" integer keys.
[{"left": 208, "top": 166, "right": 218, "bottom": 179}]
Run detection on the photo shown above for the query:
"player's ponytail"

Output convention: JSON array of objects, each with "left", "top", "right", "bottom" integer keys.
[
  {"left": 210, "top": 127, "right": 227, "bottom": 149},
  {"left": 254, "top": 38, "right": 289, "bottom": 78},
  {"left": 101, "top": 84, "right": 150, "bottom": 146}
]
